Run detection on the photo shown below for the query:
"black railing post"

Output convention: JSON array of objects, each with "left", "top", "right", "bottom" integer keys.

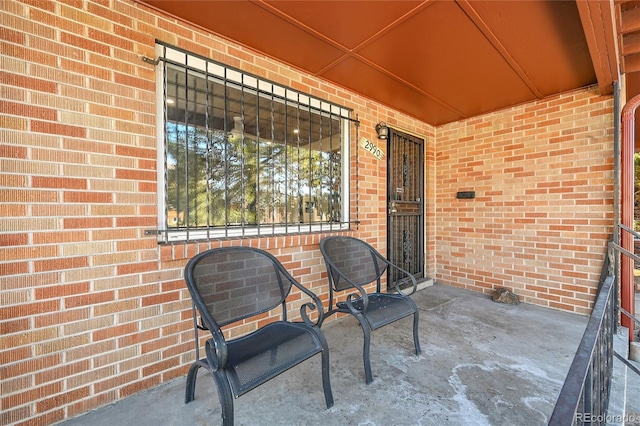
[{"left": 548, "top": 275, "right": 615, "bottom": 426}]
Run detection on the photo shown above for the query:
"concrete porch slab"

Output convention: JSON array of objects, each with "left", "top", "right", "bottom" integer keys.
[{"left": 59, "top": 283, "right": 589, "bottom": 426}]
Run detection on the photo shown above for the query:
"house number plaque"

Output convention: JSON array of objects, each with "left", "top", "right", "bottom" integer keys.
[{"left": 359, "top": 137, "right": 384, "bottom": 160}]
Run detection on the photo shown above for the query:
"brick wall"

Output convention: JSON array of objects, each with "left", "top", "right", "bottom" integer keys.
[
  {"left": 0, "top": 1, "right": 433, "bottom": 424},
  {"left": 435, "top": 87, "right": 614, "bottom": 315},
  {"left": 0, "top": 0, "right": 613, "bottom": 424}
]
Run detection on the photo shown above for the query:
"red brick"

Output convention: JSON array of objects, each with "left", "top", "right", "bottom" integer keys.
[
  {"left": 67, "top": 391, "right": 118, "bottom": 419},
  {"left": 141, "top": 291, "right": 180, "bottom": 307},
  {"left": 36, "top": 386, "right": 90, "bottom": 413},
  {"left": 35, "top": 282, "right": 90, "bottom": 300},
  {"left": 138, "top": 181, "right": 156, "bottom": 192},
  {"left": 0, "top": 41, "right": 58, "bottom": 67},
  {"left": 0, "top": 354, "right": 61, "bottom": 380},
  {"left": 32, "top": 177, "right": 87, "bottom": 190},
  {"left": 33, "top": 231, "right": 88, "bottom": 245},
  {"left": 93, "top": 323, "right": 138, "bottom": 342},
  {"left": 142, "top": 358, "right": 177, "bottom": 377},
  {"left": 1, "top": 300, "right": 60, "bottom": 321},
  {"left": 115, "top": 216, "right": 156, "bottom": 227},
  {"left": 141, "top": 335, "right": 180, "bottom": 355},
  {"left": 115, "top": 145, "right": 156, "bottom": 159},
  {"left": 88, "top": 28, "right": 133, "bottom": 51},
  {"left": 65, "top": 290, "right": 115, "bottom": 308},
  {"left": 2, "top": 318, "right": 30, "bottom": 334},
  {"left": 0, "top": 100, "right": 56, "bottom": 120},
  {"left": 0, "top": 233, "right": 28, "bottom": 246},
  {"left": 35, "top": 361, "right": 90, "bottom": 386},
  {"left": 60, "top": 31, "right": 111, "bottom": 56},
  {"left": 94, "top": 371, "right": 138, "bottom": 394},
  {"left": 117, "top": 261, "right": 157, "bottom": 275},
  {"left": 20, "top": 0, "right": 56, "bottom": 12},
  {"left": 63, "top": 217, "right": 113, "bottom": 229},
  {"left": 0, "top": 71, "right": 56, "bottom": 93},
  {"left": 0, "top": 27, "right": 25, "bottom": 44},
  {"left": 31, "top": 121, "right": 87, "bottom": 138},
  {"left": 87, "top": 2, "right": 133, "bottom": 26},
  {"left": 60, "top": 58, "right": 112, "bottom": 81},
  {"left": 113, "top": 24, "right": 154, "bottom": 45},
  {"left": 0, "top": 406, "right": 32, "bottom": 426},
  {"left": 118, "top": 329, "right": 160, "bottom": 347},
  {"left": 115, "top": 168, "right": 156, "bottom": 181},
  {"left": 0, "top": 145, "right": 27, "bottom": 158},
  {"left": 0, "top": 261, "right": 28, "bottom": 275},
  {"left": 17, "top": 410, "right": 65, "bottom": 426},
  {"left": 120, "top": 375, "right": 160, "bottom": 398},
  {"left": 63, "top": 191, "right": 113, "bottom": 203},
  {"left": 33, "top": 308, "right": 89, "bottom": 328},
  {"left": 34, "top": 256, "right": 88, "bottom": 273}
]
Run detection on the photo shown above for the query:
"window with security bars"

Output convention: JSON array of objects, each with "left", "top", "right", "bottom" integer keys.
[{"left": 155, "top": 44, "right": 352, "bottom": 242}]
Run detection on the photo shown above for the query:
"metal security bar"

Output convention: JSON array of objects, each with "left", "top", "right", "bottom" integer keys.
[
  {"left": 153, "top": 43, "right": 355, "bottom": 243},
  {"left": 610, "top": 223, "right": 640, "bottom": 336},
  {"left": 387, "top": 129, "right": 425, "bottom": 286},
  {"left": 549, "top": 228, "right": 640, "bottom": 425},
  {"left": 548, "top": 270, "right": 616, "bottom": 426}
]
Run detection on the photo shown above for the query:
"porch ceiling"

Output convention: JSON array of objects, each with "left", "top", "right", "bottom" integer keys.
[{"left": 139, "top": 0, "right": 634, "bottom": 131}]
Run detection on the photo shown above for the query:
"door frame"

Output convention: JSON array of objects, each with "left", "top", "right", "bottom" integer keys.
[{"left": 386, "top": 127, "right": 425, "bottom": 288}]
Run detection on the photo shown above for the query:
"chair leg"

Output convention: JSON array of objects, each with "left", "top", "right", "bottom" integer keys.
[
  {"left": 317, "top": 333, "right": 334, "bottom": 408},
  {"left": 185, "top": 360, "right": 204, "bottom": 403},
  {"left": 413, "top": 309, "right": 421, "bottom": 355},
  {"left": 212, "top": 370, "right": 234, "bottom": 426},
  {"left": 359, "top": 319, "right": 374, "bottom": 384}
]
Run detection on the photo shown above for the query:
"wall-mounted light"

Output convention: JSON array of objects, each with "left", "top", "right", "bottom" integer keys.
[{"left": 375, "top": 122, "right": 388, "bottom": 140}]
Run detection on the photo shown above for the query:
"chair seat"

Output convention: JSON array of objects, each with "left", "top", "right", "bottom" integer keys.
[
  {"left": 226, "top": 321, "right": 323, "bottom": 396},
  {"left": 336, "top": 293, "right": 415, "bottom": 330}
]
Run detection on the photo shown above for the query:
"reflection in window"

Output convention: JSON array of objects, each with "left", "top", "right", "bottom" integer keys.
[{"left": 156, "top": 44, "right": 351, "bottom": 241}]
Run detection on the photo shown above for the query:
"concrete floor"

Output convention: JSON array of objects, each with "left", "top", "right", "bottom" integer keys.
[{"left": 60, "top": 283, "right": 594, "bottom": 426}]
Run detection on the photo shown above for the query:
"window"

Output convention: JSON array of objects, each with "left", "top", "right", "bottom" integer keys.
[{"left": 155, "top": 44, "right": 352, "bottom": 242}]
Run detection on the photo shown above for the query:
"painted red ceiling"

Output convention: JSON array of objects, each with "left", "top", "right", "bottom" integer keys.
[{"left": 139, "top": 0, "right": 635, "bottom": 132}]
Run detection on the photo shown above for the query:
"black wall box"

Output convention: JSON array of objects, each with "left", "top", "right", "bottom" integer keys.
[{"left": 457, "top": 191, "right": 475, "bottom": 199}]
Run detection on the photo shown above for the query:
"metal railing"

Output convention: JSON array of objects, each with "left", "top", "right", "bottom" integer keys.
[
  {"left": 610, "top": 225, "right": 640, "bottom": 377},
  {"left": 548, "top": 272, "right": 616, "bottom": 425},
  {"left": 549, "top": 229, "right": 640, "bottom": 425},
  {"left": 609, "top": 224, "right": 640, "bottom": 340}
]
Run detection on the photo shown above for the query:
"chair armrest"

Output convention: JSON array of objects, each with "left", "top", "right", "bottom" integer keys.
[
  {"left": 345, "top": 291, "right": 370, "bottom": 314},
  {"left": 205, "top": 333, "right": 228, "bottom": 372},
  {"left": 300, "top": 301, "right": 321, "bottom": 326},
  {"left": 327, "top": 267, "right": 371, "bottom": 313},
  {"left": 385, "top": 262, "right": 418, "bottom": 296},
  {"left": 287, "top": 273, "right": 326, "bottom": 327}
]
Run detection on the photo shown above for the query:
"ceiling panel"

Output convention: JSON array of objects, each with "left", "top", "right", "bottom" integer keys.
[
  {"left": 464, "top": 0, "right": 596, "bottom": 96},
  {"left": 321, "top": 56, "right": 463, "bottom": 125},
  {"left": 139, "top": 0, "right": 625, "bottom": 129},
  {"left": 143, "top": 1, "right": 346, "bottom": 73},
  {"left": 262, "top": 0, "right": 424, "bottom": 50},
  {"left": 354, "top": 1, "right": 536, "bottom": 118}
]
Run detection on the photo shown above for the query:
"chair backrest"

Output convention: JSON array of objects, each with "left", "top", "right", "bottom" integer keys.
[
  {"left": 320, "top": 236, "right": 388, "bottom": 291},
  {"left": 184, "top": 247, "right": 293, "bottom": 328}
]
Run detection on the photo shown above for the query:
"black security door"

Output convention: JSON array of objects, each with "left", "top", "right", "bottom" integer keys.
[{"left": 386, "top": 128, "right": 424, "bottom": 288}]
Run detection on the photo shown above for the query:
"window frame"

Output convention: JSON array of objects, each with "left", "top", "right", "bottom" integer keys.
[{"left": 154, "top": 44, "right": 352, "bottom": 243}]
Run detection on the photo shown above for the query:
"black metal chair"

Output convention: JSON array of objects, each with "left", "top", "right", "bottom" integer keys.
[
  {"left": 319, "top": 236, "right": 421, "bottom": 384},
  {"left": 183, "top": 247, "right": 334, "bottom": 426}
]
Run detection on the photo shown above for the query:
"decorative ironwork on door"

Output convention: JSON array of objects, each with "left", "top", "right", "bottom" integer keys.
[{"left": 387, "top": 129, "right": 424, "bottom": 288}]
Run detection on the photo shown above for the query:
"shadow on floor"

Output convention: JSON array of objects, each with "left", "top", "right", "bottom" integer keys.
[{"left": 59, "top": 283, "right": 590, "bottom": 426}]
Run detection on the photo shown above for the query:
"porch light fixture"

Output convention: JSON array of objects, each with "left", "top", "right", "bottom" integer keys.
[{"left": 375, "top": 122, "right": 388, "bottom": 140}]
